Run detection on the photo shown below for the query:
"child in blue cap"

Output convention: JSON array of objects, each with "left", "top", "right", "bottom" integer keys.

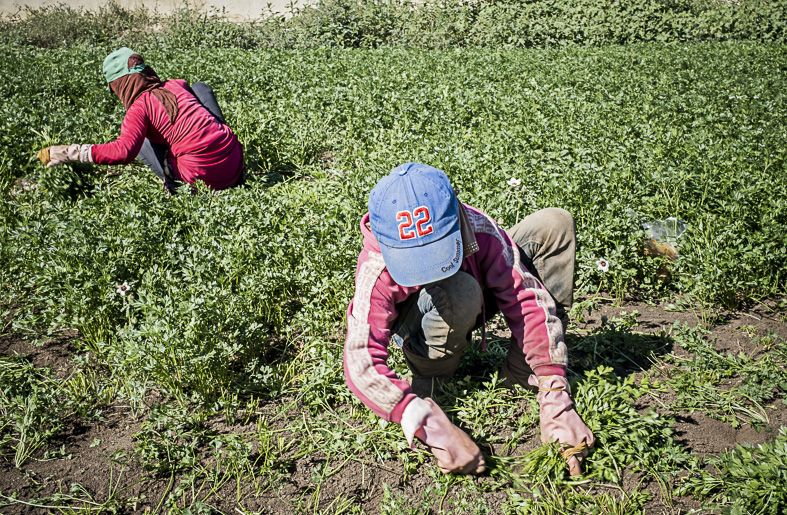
[{"left": 344, "top": 162, "right": 593, "bottom": 475}]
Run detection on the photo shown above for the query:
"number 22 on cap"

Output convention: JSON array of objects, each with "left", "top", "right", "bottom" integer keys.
[{"left": 397, "top": 206, "right": 433, "bottom": 240}]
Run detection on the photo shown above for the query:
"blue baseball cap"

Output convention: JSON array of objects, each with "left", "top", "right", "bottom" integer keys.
[{"left": 369, "top": 163, "right": 463, "bottom": 286}]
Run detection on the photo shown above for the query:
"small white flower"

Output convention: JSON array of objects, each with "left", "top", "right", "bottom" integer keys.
[
  {"left": 596, "top": 258, "right": 610, "bottom": 272},
  {"left": 507, "top": 177, "right": 522, "bottom": 188},
  {"left": 116, "top": 282, "right": 131, "bottom": 296}
]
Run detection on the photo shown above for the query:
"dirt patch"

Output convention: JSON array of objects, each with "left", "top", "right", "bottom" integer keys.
[
  {"left": 575, "top": 297, "right": 785, "bottom": 347},
  {"left": 671, "top": 402, "right": 787, "bottom": 457},
  {"left": 616, "top": 300, "right": 787, "bottom": 455},
  {"left": 199, "top": 409, "right": 509, "bottom": 513},
  {"left": 575, "top": 300, "right": 702, "bottom": 334},
  {"left": 0, "top": 331, "right": 80, "bottom": 379},
  {"left": 711, "top": 305, "right": 786, "bottom": 357},
  {"left": 0, "top": 331, "right": 170, "bottom": 511},
  {"left": 0, "top": 404, "right": 170, "bottom": 512},
  {"left": 193, "top": 436, "right": 408, "bottom": 513},
  {"left": 573, "top": 298, "right": 786, "bottom": 369}
]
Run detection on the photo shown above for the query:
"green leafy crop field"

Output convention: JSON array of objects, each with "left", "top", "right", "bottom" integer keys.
[{"left": 0, "top": 19, "right": 786, "bottom": 514}]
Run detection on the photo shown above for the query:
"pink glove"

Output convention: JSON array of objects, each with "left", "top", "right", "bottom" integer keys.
[
  {"left": 529, "top": 374, "right": 595, "bottom": 476},
  {"left": 41, "top": 144, "right": 93, "bottom": 167},
  {"left": 401, "top": 397, "right": 486, "bottom": 475}
]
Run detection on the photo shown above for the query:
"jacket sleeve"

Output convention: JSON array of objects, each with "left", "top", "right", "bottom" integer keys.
[
  {"left": 343, "top": 250, "right": 418, "bottom": 423},
  {"left": 90, "top": 100, "right": 149, "bottom": 165},
  {"left": 475, "top": 224, "right": 568, "bottom": 376}
]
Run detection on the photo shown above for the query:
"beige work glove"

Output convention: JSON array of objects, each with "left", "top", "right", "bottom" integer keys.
[
  {"left": 401, "top": 397, "right": 486, "bottom": 475},
  {"left": 38, "top": 144, "right": 93, "bottom": 167},
  {"left": 529, "top": 374, "right": 595, "bottom": 476}
]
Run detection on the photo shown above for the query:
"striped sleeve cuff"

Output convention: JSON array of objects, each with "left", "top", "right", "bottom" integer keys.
[{"left": 79, "top": 144, "right": 93, "bottom": 163}]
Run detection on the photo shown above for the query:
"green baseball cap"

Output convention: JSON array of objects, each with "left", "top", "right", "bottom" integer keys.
[{"left": 102, "top": 47, "right": 145, "bottom": 84}]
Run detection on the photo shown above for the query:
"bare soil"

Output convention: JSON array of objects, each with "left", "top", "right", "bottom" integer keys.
[
  {"left": 0, "top": 330, "right": 79, "bottom": 379},
  {"left": 578, "top": 298, "right": 787, "bottom": 454},
  {"left": 0, "top": 334, "right": 168, "bottom": 512},
  {"left": 1, "top": 299, "right": 785, "bottom": 513}
]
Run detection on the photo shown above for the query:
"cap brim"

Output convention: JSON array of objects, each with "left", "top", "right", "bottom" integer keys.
[{"left": 379, "top": 225, "right": 464, "bottom": 287}]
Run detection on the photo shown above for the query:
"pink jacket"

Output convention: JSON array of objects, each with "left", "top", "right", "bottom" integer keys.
[
  {"left": 91, "top": 80, "right": 243, "bottom": 190},
  {"left": 344, "top": 204, "right": 568, "bottom": 424}
]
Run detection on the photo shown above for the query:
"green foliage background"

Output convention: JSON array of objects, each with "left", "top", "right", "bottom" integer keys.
[{"left": 1, "top": 0, "right": 786, "bottom": 49}]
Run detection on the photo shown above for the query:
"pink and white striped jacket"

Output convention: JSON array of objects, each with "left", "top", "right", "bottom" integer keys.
[{"left": 343, "top": 204, "right": 568, "bottom": 424}]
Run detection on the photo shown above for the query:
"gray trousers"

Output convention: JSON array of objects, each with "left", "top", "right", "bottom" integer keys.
[
  {"left": 392, "top": 208, "right": 576, "bottom": 388},
  {"left": 137, "top": 82, "right": 225, "bottom": 192}
]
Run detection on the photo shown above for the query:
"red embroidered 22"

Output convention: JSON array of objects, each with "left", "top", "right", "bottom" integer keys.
[{"left": 397, "top": 206, "right": 433, "bottom": 240}]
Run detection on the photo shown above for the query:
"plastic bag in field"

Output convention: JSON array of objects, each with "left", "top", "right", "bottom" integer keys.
[
  {"left": 642, "top": 217, "right": 687, "bottom": 260},
  {"left": 643, "top": 217, "right": 687, "bottom": 243}
]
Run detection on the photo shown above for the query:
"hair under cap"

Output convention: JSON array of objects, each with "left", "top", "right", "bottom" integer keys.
[{"left": 102, "top": 47, "right": 145, "bottom": 84}]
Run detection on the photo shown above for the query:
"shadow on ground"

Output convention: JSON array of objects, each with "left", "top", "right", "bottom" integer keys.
[
  {"left": 447, "top": 314, "right": 674, "bottom": 389},
  {"left": 567, "top": 324, "right": 673, "bottom": 377}
]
